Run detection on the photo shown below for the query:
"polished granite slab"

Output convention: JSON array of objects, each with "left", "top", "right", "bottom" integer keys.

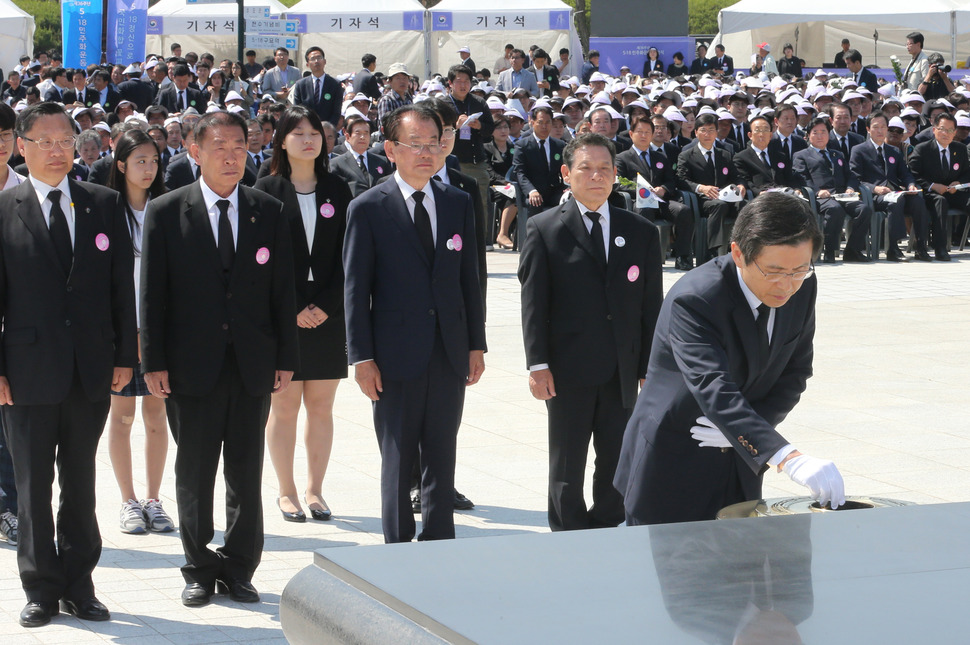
[{"left": 281, "top": 502, "right": 970, "bottom": 644}]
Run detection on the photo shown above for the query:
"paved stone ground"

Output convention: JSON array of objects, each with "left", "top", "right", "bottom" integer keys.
[{"left": 3, "top": 248, "right": 970, "bottom": 642}]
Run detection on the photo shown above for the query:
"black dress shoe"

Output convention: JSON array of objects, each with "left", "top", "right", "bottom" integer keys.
[
  {"left": 411, "top": 488, "right": 421, "bottom": 514},
  {"left": 61, "top": 597, "right": 110, "bottom": 621},
  {"left": 821, "top": 251, "right": 836, "bottom": 264},
  {"left": 842, "top": 248, "right": 869, "bottom": 263},
  {"left": 454, "top": 489, "right": 475, "bottom": 511},
  {"left": 886, "top": 248, "right": 908, "bottom": 262},
  {"left": 19, "top": 601, "right": 58, "bottom": 627},
  {"left": 936, "top": 249, "right": 952, "bottom": 261},
  {"left": 216, "top": 578, "right": 260, "bottom": 603},
  {"left": 914, "top": 248, "right": 933, "bottom": 262},
  {"left": 305, "top": 496, "right": 332, "bottom": 521},
  {"left": 277, "top": 498, "right": 306, "bottom": 523},
  {"left": 674, "top": 256, "right": 693, "bottom": 271},
  {"left": 181, "top": 583, "right": 214, "bottom": 607}
]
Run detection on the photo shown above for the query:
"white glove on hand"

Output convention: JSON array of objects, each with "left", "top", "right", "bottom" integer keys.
[
  {"left": 690, "top": 415, "right": 732, "bottom": 448},
  {"left": 783, "top": 454, "right": 846, "bottom": 509}
]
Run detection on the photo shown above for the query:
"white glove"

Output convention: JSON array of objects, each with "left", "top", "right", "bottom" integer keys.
[
  {"left": 783, "top": 454, "right": 846, "bottom": 509},
  {"left": 690, "top": 415, "right": 732, "bottom": 448}
]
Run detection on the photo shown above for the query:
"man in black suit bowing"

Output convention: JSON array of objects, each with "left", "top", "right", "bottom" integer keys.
[
  {"left": 908, "top": 112, "right": 970, "bottom": 261},
  {"left": 793, "top": 117, "right": 871, "bottom": 263},
  {"left": 0, "top": 102, "right": 137, "bottom": 626},
  {"left": 140, "top": 111, "right": 299, "bottom": 607},
  {"left": 849, "top": 110, "right": 932, "bottom": 261},
  {"left": 615, "top": 115, "right": 694, "bottom": 270},
  {"left": 519, "top": 133, "right": 663, "bottom": 531},
  {"left": 615, "top": 192, "right": 845, "bottom": 525},
  {"left": 511, "top": 106, "right": 565, "bottom": 239},
  {"left": 343, "top": 104, "right": 486, "bottom": 544},
  {"left": 677, "top": 112, "right": 746, "bottom": 258}
]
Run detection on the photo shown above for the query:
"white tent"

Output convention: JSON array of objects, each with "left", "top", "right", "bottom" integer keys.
[
  {"left": 0, "top": 0, "right": 33, "bottom": 74},
  {"left": 715, "top": 0, "right": 968, "bottom": 70},
  {"left": 287, "top": 0, "right": 427, "bottom": 78},
  {"left": 428, "top": 0, "right": 580, "bottom": 81},
  {"left": 146, "top": 0, "right": 291, "bottom": 64}
]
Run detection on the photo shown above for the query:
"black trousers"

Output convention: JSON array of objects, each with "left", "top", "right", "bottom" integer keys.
[
  {"left": 166, "top": 349, "right": 270, "bottom": 585},
  {"left": 3, "top": 367, "right": 109, "bottom": 603},
  {"left": 699, "top": 197, "right": 736, "bottom": 251},
  {"left": 874, "top": 193, "right": 929, "bottom": 249},
  {"left": 546, "top": 371, "right": 630, "bottom": 531},
  {"left": 817, "top": 197, "right": 870, "bottom": 253},
  {"left": 373, "top": 335, "right": 465, "bottom": 543},
  {"left": 643, "top": 200, "right": 695, "bottom": 258},
  {"left": 924, "top": 191, "right": 970, "bottom": 252}
]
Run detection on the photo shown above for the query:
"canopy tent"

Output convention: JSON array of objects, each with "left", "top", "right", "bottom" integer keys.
[
  {"left": 428, "top": 0, "right": 580, "bottom": 81},
  {"left": 715, "top": 0, "right": 969, "bottom": 70},
  {"left": 146, "top": 0, "right": 291, "bottom": 64},
  {"left": 0, "top": 0, "right": 33, "bottom": 74},
  {"left": 286, "top": 0, "right": 426, "bottom": 78}
]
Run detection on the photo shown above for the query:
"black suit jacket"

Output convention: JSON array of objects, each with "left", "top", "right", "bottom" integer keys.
[
  {"left": 616, "top": 146, "right": 678, "bottom": 197},
  {"left": 118, "top": 79, "right": 156, "bottom": 113},
  {"left": 690, "top": 57, "right": 712, "bottom": 75},
  {"left": 732, "top": 142, "right": 798, "bottom": 194},
  {"left": 849, "top": 140, "right": 915, "bottom": 191},
  {"left": 908, "top": 138, "right": 970, "bottom": 190},
  {"left": 343, "top": 178, "right": 486, "bottom": 381},
  {"left": 642, "top": 59, "right": 664, "bottom": 76},
  {"left": 254, "top": 174, "right": 351, "bottom": 315},
  {"left": 614, "top": 255, "right": 818, "bottom": 524},
  {"left": 857, "top": 68, "right": 879, "bottom": 94},
  {"left": 511, "top": 135, "right": 565, "bottom": 205},
  {"left": 352, "top": 68, "right": 382, "bottom": 101},
  {"left": 15, "top": 162, "right": 89, "bottom": 183},
  {"left": 291, "top": 74, "right": 344, "bottom": 127},
  {"left": 676, "top": 144, "right": 743, "bottom": 193},
  {"left": 140, "top": 183, "right": 299, "bottom": 396},
  {"left": 710, "top": 55, "right": 734, "bottom": 75},
  {"left": 154, "top": 85, "right": 205, "bottom": 113},
  {"left": 163, "top": 151, "right": 197, "bottom": 191},
  {"left": 0, "top": 179, "right": 137, "bottom": 405},
  {"left": 330, "top": 148, "right": 393, "bottom": 197},
  {"left": 518, "top": 199, "right": 663, "bottom": 408},
  {"left": 533, "top": 64, "right": 561, "bottom": 97},
  {"left": 772, "top": 132, "right": 808, "bottom": 157},
  {"left": 792, "top": 146, "right": 858, "bottom": 193},
  {"left": 827, "top": 130, "right": 864, "bottom": 158},
  {"left": 87, "top": 154, "right": 113, "bottom": 186},
  {"left": 89, "top": 87, "right": 122, "bottom": 111}
]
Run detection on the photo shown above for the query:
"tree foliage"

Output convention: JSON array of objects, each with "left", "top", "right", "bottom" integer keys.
[
  {"left": 14, "top": 0, "right": 60, "bottom": 55},
  {"left": 689, "top": 0, "right": 734, "bottom": 35}
]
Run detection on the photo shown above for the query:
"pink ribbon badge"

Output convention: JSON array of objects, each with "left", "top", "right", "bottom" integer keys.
[
  {"left": 722, "top": 167, "right": 729, "bottom": 175},
  {"left": 451, "top": 234, "right": 463, "bottom": 251},
  {"left": 837, "top": 158, "right": 843, "bottom": 166},
  {"left": 320, "top": 203, "right": 335, "bottom": 218},
  {"left": 656, "top": 161, "right": 663, "bottom": 169},
  {"left": 95, "top": 233, "right": 109, "bottom": 251},
  {"left": 256, "top": 247, "right": 270, "bottom": 264},
  {"left": 888, "top": 156, "right": 895, "bottom": 164},
  {"left": 627, "top": 265, "right": 640, "bottom": 282},
  {"left": 377, "top": 166, "right": 384, "bottom": 174},
  {"left": 955, "top": 162, "right": 960, "bottom": 170},
  {"left": 777, "top": 162, "right": 785, "bottom": 168}
]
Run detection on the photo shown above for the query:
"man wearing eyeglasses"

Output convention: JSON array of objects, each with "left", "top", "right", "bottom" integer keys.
[
  {"left": 343, "top": 103, "right": 486, "bottom": 544},
  {"left": 615, "top": 192, "right": 846, "bottom": 525},
  {"left": 0, "top": 101, "right": 137, "bottom": 626}
]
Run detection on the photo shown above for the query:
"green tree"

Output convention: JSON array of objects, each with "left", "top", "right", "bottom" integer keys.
[
  {"left": 689, "top": 0, "right": 733, "bottom": 35},
  {"left": 13, "top": 0, "right": 60, "bottom": 55}
]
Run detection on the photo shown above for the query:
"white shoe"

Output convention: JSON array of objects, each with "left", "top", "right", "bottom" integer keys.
[
  {"left": 120, "top": 499, "right": 147, "bottom": 534},
  {"left": 141, "top": 499, "right": 175, "bottom": 533}
]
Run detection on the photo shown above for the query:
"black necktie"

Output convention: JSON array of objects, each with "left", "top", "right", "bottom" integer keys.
[
  {"left": 315, "top": 77, "right": 321, "bottom": 104},
  {"left": 539, "top": 138, "right": 550, "bottom": 172},
  {"left": 840, "top": 136, "right": 849, "bottom": 159},
  {"left": 179, "top": 90, "right": 186, "bottom": 112},
  {"left": 736, "top": 125, "right": 743, "bottom": 142},
  {"left": 876, "top": 146, "right": 886, "bottom": 175},
  {"left": 194, "top": 165, "right": 201, "bottom": 180},
  {"left": 411, "top": 191, "right": 435, "bottom": 262},
  {"left": 705, "top": 150, "right": 715, "bottom": 183},
  {"left": 216, "top": 199, "right": 234, "bottom": 275},
  {"left": 584, "top": 211, "right": 607, "bottom": 267},
  {"left": 640, "top": 150, "right": 650, "bottom": 169},
  {"left": 358, "top": 154, "right": 366, "bottom": 173},
  {"left": 822, "top": 149, "right": 833, "bottom": 171},
  {"left": 761, "top": 150, "right": 771, "bottom": 169},
  {"left": 756, "top": 303, "right": 771, "bottom": 359},
  {"left": 942, "top": 148, "right": 948, "bottom": 172},
  {"left": 47, "top": 189, "right": 73, "bottom": 274},
  {"left": 253, "top": 153, "right": 261, "bottom": 169},
  {"left": 782, "top": 137, "right": 790, "bottom": 159}
]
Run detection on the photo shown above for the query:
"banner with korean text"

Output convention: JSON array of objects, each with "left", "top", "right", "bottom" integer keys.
[
  {"left": 107, "top": 0, "right": 149, "bottom": 65},
  {"left": 62, "top": 0, "right": 103, "bottom": 68}
]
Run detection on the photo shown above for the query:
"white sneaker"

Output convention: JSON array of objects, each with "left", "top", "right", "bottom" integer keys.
[
  {"left": 141, "top": 499, "right": 175, "bottom": 533},
  {"left": 120, "top": 499, "right": 147, "bottom": 534}
]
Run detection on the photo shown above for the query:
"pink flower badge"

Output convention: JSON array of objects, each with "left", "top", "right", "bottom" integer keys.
[
  {"left": 837, "top": 158, "right": 844, "bottom": 166},
  {"left": 656, "top": 161, "right": 663, "bottom": 169},
  {"left": 377, "top": 166, "right": 384, "bottom": 174},
  {"left": 627, "top": 265, "right": 640, "bottom": 282},
  {"left": 95, "top": 233, "right": 109, "bottom": 251},
  {"left": 722, "top": 167, "right": 729, "bottom": 175},
  {"left": 451, "top": 234, "right": 463, "bottom": 251},
  {"left": 777, "top": 162, "right": 785, "bottom": 168},
  {"left": 320, "top": 203, "right": 335, "bottom": 218},
  {"left": 954, "top": 162, "right": 960, "bottom": 170},
  {"left": 888, "top": 156, "right": 895, "bottom": 164},
  {"left": 255, "top": 247, "right": 270, "bottom": 264}
]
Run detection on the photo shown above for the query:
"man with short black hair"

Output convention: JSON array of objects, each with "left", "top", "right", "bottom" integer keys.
[
  {"left": 353, "top": 53, "right": 381, "bottom": 101},
  {"left": 262, "top": 47, "right": 301, "bottom": 100},
  {"left": 153, "top": 64, "right": 204, "bottom": 114},
  {"left": 446, "top": 64, "right": 494, "bottom": 232},
  {"left": 711, "top": 44, "right": 733, "bottom": 75},
  {"left": 844, "top": 50, "right": 878, "bottom": 94},
  {"left": 496, "top": 49, "right": 539, "bottom": 96},
  {"left": 616, "top": 191, "right": 845, "bottom": 525},
  {"left": 511, "top": 106, "right": 565, "bottom": 233},
  {"left": 520, "top": 132, "right": 662, "bottom": 532},
  {"left": 581, "top": 50, "right": 600, "bottom": 84},
  {"left": 903, "top": 32, "right": 929, "bottom": 92},
  {"left": 834, "top": 38, "right": 850, "bottom": 68},
  {"left": 291, "top": 47, "right": 342, "bottom": 127},
  {"left": 530, "top": 48, "right": 560, "bottom": 98}
]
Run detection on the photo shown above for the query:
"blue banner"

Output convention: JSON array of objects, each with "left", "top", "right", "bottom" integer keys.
[
  {"left": 62, "top": 0, "right": 103, "bottom": 69},
  {"left": 589, "top": 37, "right": 695, "bottom": 76},
  {"left": 107, "top": 0, "right": 148, "bottom": 65}
]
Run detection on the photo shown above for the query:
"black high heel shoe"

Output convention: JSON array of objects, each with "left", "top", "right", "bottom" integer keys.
[
  {"left": 277, "top": 497, "right": 306, "bottom": 523},
  {"left": 304, "top": 496, "right": 332, "bottom": 521}
]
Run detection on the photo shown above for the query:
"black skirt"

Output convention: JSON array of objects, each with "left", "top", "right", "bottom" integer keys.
[
  {"left": 112, "top": 363, "right": 152, "bottom": 397},
  {"left": 293, "top": 314, "right": 348, "bottom": 381}
]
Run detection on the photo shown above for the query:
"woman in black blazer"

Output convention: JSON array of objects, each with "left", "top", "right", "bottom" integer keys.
[
  {"left": 642, "top": 47, "right": 664, "bottom": 76},
  {"left": 666, "top": 52, "right": 689, "bottom": 77},
  {"left": 255, "top": 105, "right": 352, "bottom": 523},
  {"left": 484, "top": 114, "right": 517, "bottom": 249}
]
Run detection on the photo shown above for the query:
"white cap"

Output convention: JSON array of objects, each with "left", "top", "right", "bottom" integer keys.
[
  {"left": 164, "top": 116, "right": 182, "bottom": 128},
  {"left": 458, "top": 46, "right": 470, "bottom": 54},
  {"left": 888, "top": 116, "right": 906, "bottom": 130},
  {"left": 387, "top": 62, "right": 409, "bottom": 78},
  {"left": 205, "top": 104, "right": 223, "bottom": 114},
  {"left": 486, "top": 96, "right": 505, "bottom": 110},
  {"left": 662, "top": 106, "right": 686, "bottom": 122},
  {"left": 124, "top": 113, "right": 148, "bottom": 124},
  {"left": 589, "top": 91, "right": 611, "bottom": 105},
  {"left": 224, "top": 90, "right": 244, "bottom": 103},
  {"left": 123, "top": 63, "right": 141, "bottom": 75},
  {"left": 589, "top": 72, "right": 607, "bottom": 83},
  {"left": 716, "top": 107, "right": 736, "bottom": 121},
  {"left": 503, "top": 109, "right": 524, "bottom": 120},
  {"left": 93, "top": 122, "right": 111, "bottom": 133},
  {"left": 227, "top": 104, "right": 248, "bottom": 116},
  {"left": 900, "top": 107, "right": 921, "bottom": 119},
  {"left": 343, "top": 106, "right": 370, "bottom": 121},
  {"left": 351, "top": 92, "right": 370, "bottom": 103}
]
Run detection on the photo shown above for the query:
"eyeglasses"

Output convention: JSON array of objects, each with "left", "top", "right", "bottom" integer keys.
[
  {"left": 393, "top": 140, "right": 440, "bottom": 155},
  {"left": 21, "top": 135, "right": 76, "bottom": 151},
  {"left": 751, "top": 128, "right": 772, "bottom": 134},
  {"left": 753, "top": 260, "right": 815, "bottom": 283},
  {"left": 936, "top": 127, "right": 956, "bottom": 134},
  {"left": 440, "top": 127, "right": 456, "bottom": 143},
  {"left": 0, "top": 131, "right": 14, "bottom": 143}
]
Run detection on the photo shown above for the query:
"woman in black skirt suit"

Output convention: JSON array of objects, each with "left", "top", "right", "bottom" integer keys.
[
  {"left": 484, "top": 114, "right": 517, "bottom": 249},
  {"left": 256, "top": 105, "right": 352, "bottom": 522}
]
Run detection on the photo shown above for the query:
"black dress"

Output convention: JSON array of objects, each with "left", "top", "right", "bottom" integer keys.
[{"left": 254, "top": 173, "right": 352, "bottom": 380}]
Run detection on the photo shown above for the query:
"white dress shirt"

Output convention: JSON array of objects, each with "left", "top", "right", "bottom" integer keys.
[
  {"left": 393, "top": 171, "right": 436, "bottom": 245},
  {"left": 30, "top": 174, "right": 75, "bottom": 245},
  {"left": 199, "top": 177, "right": 238, "bottom": 248}
]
